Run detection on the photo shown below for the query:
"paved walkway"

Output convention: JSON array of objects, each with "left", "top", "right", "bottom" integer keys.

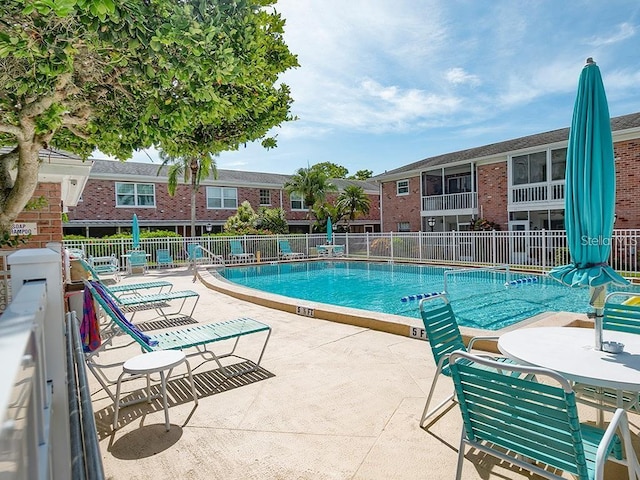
[{"left": 89, "top": 267, "right": 638, "bottom": 480}]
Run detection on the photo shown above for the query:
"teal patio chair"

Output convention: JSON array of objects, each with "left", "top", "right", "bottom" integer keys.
[
  {"left": 84, "top": 280, "right": 272, "bottom": 400},
  {"left": 76, "top": 256, "right": 172, "bottom": 295},
  {"left": 187, "top": 243, "right": 211, "bottom": 266},
  {"left": 418, "top": 294, "right": 520, "bottom": 427},
  {"left": 88, "top": 254, "right": 120, "bottom": 282},
  {"left": 603, "top": 291, "right": 640, "bottom": 335},
  {"left": 230, "top": 239, "right": 255, "bottom": 263},
  {"left": 278, "top": 240, "right": 304, "bottom": 259},
  {"left": 449, "top": 350, "right": 640, "bottom": 480},
  {"left": 156, "top": 249, "right": 174, "bottom": 268},
  {"left": 572, "top": 291, "right": 640, "bottom": 413},
  {"left": 126, "top": 250, "right": 148, "bottom": 275}
]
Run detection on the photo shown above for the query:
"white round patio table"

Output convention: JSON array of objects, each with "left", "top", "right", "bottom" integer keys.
[
  {"left": 498, "top": 327, "right": 640, "bottom": 392},
  {"left": 113, "top": 350, "right": 198, "bottom": 431}
]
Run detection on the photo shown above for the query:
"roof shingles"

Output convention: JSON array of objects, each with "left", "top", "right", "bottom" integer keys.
[{"left": 376, "top": 112, "right": 640, "bottom": 178}]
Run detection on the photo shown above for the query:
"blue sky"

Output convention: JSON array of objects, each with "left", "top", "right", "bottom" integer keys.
[{"left": 104, "top": 1, "right": 640, "bottom": 176}]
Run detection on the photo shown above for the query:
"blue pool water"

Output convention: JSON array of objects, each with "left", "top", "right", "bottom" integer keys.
[{"left": 219, "top": 261, "right": 640, "bottom": 330}]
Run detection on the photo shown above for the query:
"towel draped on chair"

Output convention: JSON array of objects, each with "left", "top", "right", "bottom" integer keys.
[
  {"left": 89, "top": 281, "right": 159, "bottom": 347},
  {"left": 81, "top": 287, "right": 102, "bottom": 352}
]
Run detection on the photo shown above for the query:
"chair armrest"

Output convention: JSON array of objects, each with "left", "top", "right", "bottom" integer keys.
[
  {"left": 595, "top": 408, "right": 628, "bottom": 478},
  {"left": 467, "top": 335, "right": 500, "bottom": 352}
]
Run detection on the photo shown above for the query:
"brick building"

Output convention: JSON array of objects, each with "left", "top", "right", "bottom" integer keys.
[
  {"left": 64, "top": 160, "right": 381, "bottom": 237},
  {"left": 0, "top": 148, "right": 91, "bottom": 249},
  {"left": 375, "top": 112, "right": 640, "bottom": 233}
]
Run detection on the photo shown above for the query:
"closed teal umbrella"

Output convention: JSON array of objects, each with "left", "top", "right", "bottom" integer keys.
[
  {"left": 326, "top": 216, "right": 333, "bottom": 244},
  {"left": 132, "top": 214, "right": 140, "bottom": 249},
  {"left": 549, "top": 58, "right": 628, "bottom": 348}
]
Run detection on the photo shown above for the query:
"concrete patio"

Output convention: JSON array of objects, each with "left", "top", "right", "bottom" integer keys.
[{"left": 88, "top": 267, "right": 639, "bottom": 480}]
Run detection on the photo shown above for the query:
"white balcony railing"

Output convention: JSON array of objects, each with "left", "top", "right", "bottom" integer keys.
[
  {"left": 422, "top": 192, "right": 477, "bottom": 212},
  {"left": 510, "top": 181, "right": 566, "bottom": 204}
]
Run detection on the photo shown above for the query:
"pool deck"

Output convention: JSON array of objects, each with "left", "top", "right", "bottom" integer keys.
[{"left": 91, "top": 266, "right": 637, "bottom": 480}]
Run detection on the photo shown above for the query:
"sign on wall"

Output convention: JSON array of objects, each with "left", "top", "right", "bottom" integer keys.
[{"left": 11, "top": 223, "right": 38, "bottom": 236}]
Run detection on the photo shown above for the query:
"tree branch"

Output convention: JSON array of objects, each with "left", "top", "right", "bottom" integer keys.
[
  {"left": 20, "top": 72, "right": 73, "bottom": 118},
  {"left": 64, "top": 125, "right": 91, "bottom": 140},
  {"left": 0, "top": 123, "right": 22, "bottom": 138}
]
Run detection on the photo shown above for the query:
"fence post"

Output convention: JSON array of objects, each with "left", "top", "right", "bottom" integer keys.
[
  {"left": 541, "top": 229, "right": 547, "bottom": 270},
  {"left": 389, "top": 231, "right": 394, "bottom": 260},
  {"left": 418, "top": 231, "right": 423, "bottom": 261},
  {"left": 366, "top": 232, "right": 370, "bottom": 258},
  {"left": 491, "top": 230, "right": 497, "bottom": 265}
]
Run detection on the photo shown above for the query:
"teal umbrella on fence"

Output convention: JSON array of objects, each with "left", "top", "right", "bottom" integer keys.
[
  {"left": 326, "top": 216, "right": 333, "bottom": 244},
  {"left": 132, "top": 214, "right": 140, "bottom": 249},
  {"left": 549, "top": 58, "right": 628, "bottom": 349}
]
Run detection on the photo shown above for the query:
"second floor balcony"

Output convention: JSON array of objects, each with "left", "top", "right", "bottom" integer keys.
[
  {"left": 509, "top": 180, "right": 565, "bottom": 206},
  {"left": 422, "top": 191, "right": 478, "bottom": 213}
]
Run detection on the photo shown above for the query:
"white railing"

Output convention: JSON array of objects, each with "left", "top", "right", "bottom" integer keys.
[
  {"left": 510, "top": 181, "right": 566, "bottom": 204},
  {"left": 0, "top": 247, "right": 103, "bottom": 480},
  {"left": 422, "top": 192, "right": 477, "bottom": 211},
  {"left": 0, "top": 281, "right": 49, "bottom": 480},
  {"left": 63, "top": 229, "right": 640, "bottom": 277}
]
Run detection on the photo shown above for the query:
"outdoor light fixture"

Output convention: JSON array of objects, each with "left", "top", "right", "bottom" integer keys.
[
  {"left": 427, "top": 217, "right": 436, "bottom": 232},
  {"left": 205, "top": 223, "right": 213, "bottom": 233}
]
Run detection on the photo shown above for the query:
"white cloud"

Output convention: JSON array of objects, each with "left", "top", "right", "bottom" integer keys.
[
  {"left": 445, "top": 68, "right": 481, "bottom": 87},
  {"left": 588, "top": 22, "right": 637, "bottom": 46}
]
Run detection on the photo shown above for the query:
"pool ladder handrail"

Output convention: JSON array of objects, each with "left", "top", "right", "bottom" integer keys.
[
  {"left": 191, "top": 245, "right": 225, "bottom": 281},
  {"left": 442, "top": 264, "right": 510, "bottom": 295}
]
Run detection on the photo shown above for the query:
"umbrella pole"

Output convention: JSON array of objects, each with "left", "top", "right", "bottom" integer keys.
[{"left": 589, "top": 286, "right": 606, "bottom": 351}]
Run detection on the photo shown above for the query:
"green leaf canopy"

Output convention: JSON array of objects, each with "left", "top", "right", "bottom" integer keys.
[{"left": 0, "top": 0, "right": 298, "bottom": 229}]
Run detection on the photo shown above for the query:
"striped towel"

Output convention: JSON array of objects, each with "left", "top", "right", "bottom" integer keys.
[
  {"left": 81, "top": 287, "right": 102, "bottom": 352},
  {"left": 89, "top": 281, "right": 159, "bottom": 347}
]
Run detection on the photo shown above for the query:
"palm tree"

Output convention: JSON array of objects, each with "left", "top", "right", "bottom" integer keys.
[
  {"left": 313, "top": 202, "right": 346, "bottom": 234},
  {"left": 284, "top": 167, "right": 336, "bottom": 233},
  {"left": 337, "top": 185, "right": 371, "bottom": 231},
  {"left": 158, "top": 151, "right": 218, "bottom": 236}
]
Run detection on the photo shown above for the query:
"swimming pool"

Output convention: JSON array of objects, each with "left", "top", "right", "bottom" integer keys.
[{"left": 219, "top": 261, "right": 640, "bottom": 330}]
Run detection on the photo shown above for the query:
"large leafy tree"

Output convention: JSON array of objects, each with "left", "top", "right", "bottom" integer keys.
[
  {"left": 336, "top": 185, "right": 371, "bottom": 231},
  {"left": 349, "top": 169, "right": 373, "bottom": 180},
  {"left": 312, "top": 162, "right": 349, "bottom": 179},
  {"left": 158, "top": 151, "right": 217, "bottom": 236},
  {"left": 0, "top": 0, "right": 297, "bottom": 233},
  {"left": 284, "top": 166, "right": 336, "bottom": 233}
]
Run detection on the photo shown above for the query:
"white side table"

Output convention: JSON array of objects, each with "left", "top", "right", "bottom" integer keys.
[{"left": 113, "top": 350, "right": 198, "bottom": 431}]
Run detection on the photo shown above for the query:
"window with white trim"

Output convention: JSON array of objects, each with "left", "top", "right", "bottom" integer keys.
[
  {"left": 397, "top": 222, "right": 411, "bottom": 232},
  {"left": 396, "top": 179, "right": 409, "bottom": 195},
  {"left": 206, "top": 187, "right": 238, "bottom": 209},
  {"left": 259, "top": 189, "right": 271, "bottom": 206},
  {"left": 115, "top": 183, "right": 155, "bottom": 207},
  {"left": 290, "top": 192, "right": 309, "bottom": 211},
  {"left": 511, "top": 147, "right": 567, "bottom": 185}
]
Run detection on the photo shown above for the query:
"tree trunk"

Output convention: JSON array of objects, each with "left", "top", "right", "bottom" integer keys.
[
  {"left": 0, "top": 143, "right": 41, "bottom": 233},
  {"left": 190, "top": 159, "right": 199, "bottom": 237},
  {"left": 308, "top": 207, "right": 314, "bottom": 234},
  {"left": 190, "top": 183, "right": 197, "bottom": 237}
]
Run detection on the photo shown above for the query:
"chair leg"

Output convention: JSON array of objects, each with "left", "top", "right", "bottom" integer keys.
[
  {"left": 455, "top": 431, "right": 466, "bottom": 480},
  {"left": 419, "top": 364, "right": 454, "bottom": 427}
]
